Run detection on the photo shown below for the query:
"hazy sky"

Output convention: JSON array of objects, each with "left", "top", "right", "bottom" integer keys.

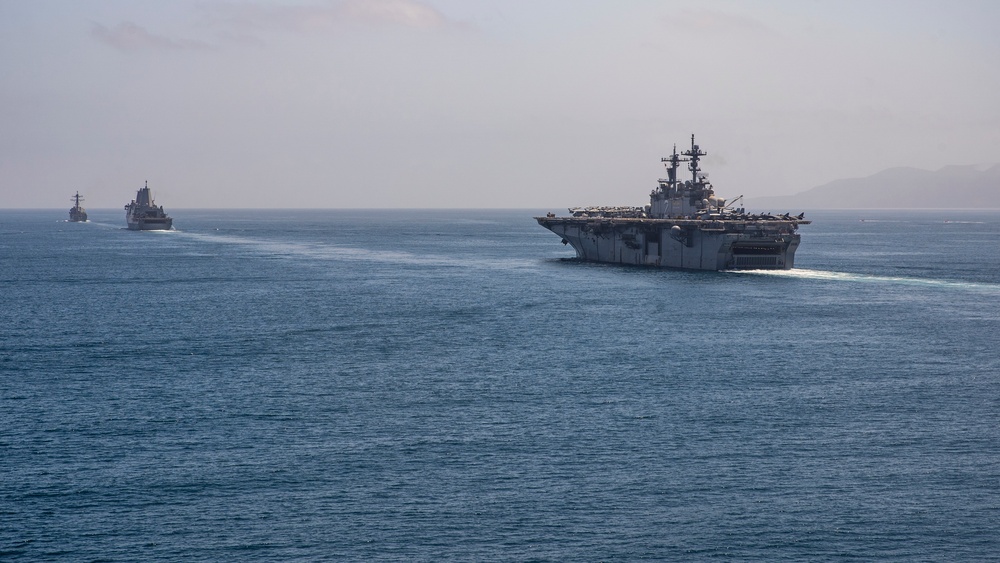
[{"left": 2, "top": 0, "right": 998, "bottom": 208}]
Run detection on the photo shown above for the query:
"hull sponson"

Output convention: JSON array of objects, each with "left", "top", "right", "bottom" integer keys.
[
  {"left": 535, "top": 217, "right": 803, "bottom": 271},
  {"left": 127, "top": 217, "right": 173, "bottom": 231}
]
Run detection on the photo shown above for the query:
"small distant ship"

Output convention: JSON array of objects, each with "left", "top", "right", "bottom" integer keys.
[
  {"left": 536, "top": 135, "right": 810, "bottom": 271},
  {"left": 125, "top": 181, "right": 173, "bottom": 231},
  {"left": 69, "top": 191, "right": 88, "bottom": 222}
]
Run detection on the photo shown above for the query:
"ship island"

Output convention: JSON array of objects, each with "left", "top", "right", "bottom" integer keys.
[
  {"left": 69, "top": 191, "right": 87, "bottom": 222},
  {"left": 535, "top": 135, "right": 809, "bottom": 271},
  {"left": 125, "top": 181, "right": 173, "bottom": 230}
]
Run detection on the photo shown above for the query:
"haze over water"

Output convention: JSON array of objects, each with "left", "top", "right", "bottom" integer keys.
[
  {"left": 2, "top": 0, "right": 999, "bottom": 208},
  {"left": 3, "top": 208, "right": 998, "bottom": 560}
]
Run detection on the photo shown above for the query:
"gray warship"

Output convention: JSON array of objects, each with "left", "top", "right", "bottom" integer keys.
[
  {"left": 535, "top": 135, "right": 809, "bottom": 270},
  {"left": 125, "top": 181, "right": 173, "bottom": 230},
  {"left": 69, "top": 191, "right": 87, "bottom": 222}
]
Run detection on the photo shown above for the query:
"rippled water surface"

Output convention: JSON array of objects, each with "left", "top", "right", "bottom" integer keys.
[{"left": 2, "top": 208, "right": 999, "bottom": 560}]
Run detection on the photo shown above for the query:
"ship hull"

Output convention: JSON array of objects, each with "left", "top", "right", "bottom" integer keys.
[
  {"left": 69, "top": 211, "right": 87, "bottom": 222},
  {"left": 126, "top": 217, "right": 173, "bottom": 231},
  {"left": 536, "top": 217, "right": 802, "bottom": 271}
]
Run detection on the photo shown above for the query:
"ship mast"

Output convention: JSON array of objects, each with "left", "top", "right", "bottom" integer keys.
[
  {"left": 682, "top": 134, "right": 707, "bottom": 185},
  {"left": 660, "top": 144, "right": 689, "bottom": 193},
  {"left": 71, "top": 191, "right": 84, "bottom": 207}
]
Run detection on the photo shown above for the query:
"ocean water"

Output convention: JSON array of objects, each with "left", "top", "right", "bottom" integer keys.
[{"left": 2, "top": 208, "right": 999, "bottom": 561}]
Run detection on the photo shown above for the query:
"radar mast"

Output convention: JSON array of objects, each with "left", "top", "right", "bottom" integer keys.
[
  {"left": 682, "top": 134, "right": 707, "bottom": 185},
  {"left": 660, "top": 144, "right": 689, "bottom": 192}
]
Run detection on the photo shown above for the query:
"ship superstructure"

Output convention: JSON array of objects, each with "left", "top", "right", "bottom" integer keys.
[
  {"left": 125, "top": 181, "right": 173, "bottom": 231},
  {"left": 69, "top": 191, "right": 87, "bottom": 222},
  {"left": 535, "top": 135, "right": 809, "bottom": 270}
]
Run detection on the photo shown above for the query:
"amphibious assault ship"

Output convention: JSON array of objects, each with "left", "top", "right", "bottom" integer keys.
[
  {"left": 69, "top": 191, "right": 87, "bottom": 222},
  {"left": 125, "top": 181, "right": 173, "bottom": 230},
  {"left": 535, "top": 136, "right": 809, "bottom": 270}
]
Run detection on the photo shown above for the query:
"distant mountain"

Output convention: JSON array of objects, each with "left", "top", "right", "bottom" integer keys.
[{"left": 745, "top": 163, "right": 1000, "bottom": 209}]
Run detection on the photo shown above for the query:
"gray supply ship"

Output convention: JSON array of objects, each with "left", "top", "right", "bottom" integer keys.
[
  {"left": 69, "top": 191, "right": 87, "bottom": 222},
  {"left": 125, "top": 181, "right": 173, "bottom": 230},
  {"left": 535, "top": 135, "right": 809, "bottom": 270}
]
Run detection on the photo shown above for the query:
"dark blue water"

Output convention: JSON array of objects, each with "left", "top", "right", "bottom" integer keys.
[{"left": 3, "top": 208, "right": 999, "bottom": 561}]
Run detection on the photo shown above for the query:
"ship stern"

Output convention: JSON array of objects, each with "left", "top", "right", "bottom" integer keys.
[{"left": 725, "top": 234, "right": 801, "bottom": 270}]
